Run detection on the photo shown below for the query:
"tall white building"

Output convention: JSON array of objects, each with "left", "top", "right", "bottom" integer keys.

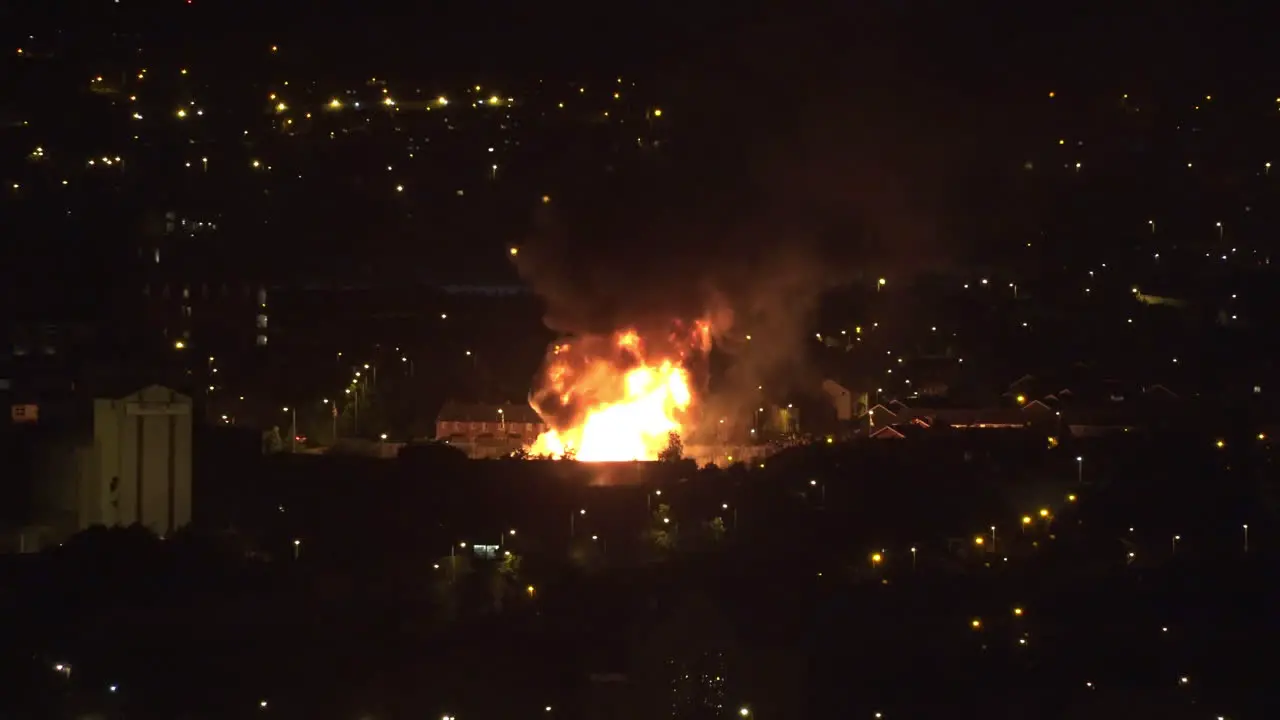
[
  {"left": 84, "top": 385, "right": 193, "bottom": 534},
  {"left": 16, "top": 385, "right": 193, "bottom": 550}
]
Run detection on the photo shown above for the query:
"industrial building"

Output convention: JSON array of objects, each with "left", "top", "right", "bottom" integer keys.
[{"left": 1, "top": 385, "right": 192, "bottom": 552}]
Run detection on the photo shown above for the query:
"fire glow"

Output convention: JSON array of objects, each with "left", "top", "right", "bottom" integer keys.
[{"left": 527, "top": 322, "right": 710, "bottom": 461}]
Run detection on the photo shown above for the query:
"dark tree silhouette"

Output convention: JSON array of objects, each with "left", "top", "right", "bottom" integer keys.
[{"left": 658, "top": 431, "right": 683, "bottom": 462}]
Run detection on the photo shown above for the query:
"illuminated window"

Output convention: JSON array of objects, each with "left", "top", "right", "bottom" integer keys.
[
  {"left": 257, "top": 288, "right": 268, "bottom": 305},
  {"left": 256, "top": 314, "right": 268, "bottom": 329},
  {"left": 256, "top": 334, "right": 268, "bottom": 347}
]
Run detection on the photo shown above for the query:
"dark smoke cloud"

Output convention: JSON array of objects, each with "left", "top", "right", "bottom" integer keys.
[{"left": 515, "top": 7, "right": 987, "bottom": 416}]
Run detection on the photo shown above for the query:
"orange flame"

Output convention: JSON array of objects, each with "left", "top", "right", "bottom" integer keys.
[{"left": 527, "top": 323, "right": 707, "bottom": 461}]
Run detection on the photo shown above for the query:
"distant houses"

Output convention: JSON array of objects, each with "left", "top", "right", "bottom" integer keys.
[
  {"left": 434, "top": 401, "right": 547, "bottom": 458},
  {"left": 856, "top": 372, "right": 1193, "bottom": 440}
]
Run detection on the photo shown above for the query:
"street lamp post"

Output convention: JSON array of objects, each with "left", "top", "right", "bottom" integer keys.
[
  {"left": 1076, "top": 456, "right": 1083, "bottom": 484},
  {"left": 282, "top": 407, "right": 296, "bottom": 452},
  {"left": 570, "top": 508, "right": 585, "bottom": 537},
  {"left": 647, "top": 489, "right": 661, "bottom": 511},
  {"left": 1171, "top": 534, "right": 1181, "bottom": 555},
  {"left": 451, "top": 542, "right": 466, "bottom": 582},
  {"left": 1243, "top": 524, "right": 1249, "bottom": 552},
  {"left": 722, "top": 503, "right": 737, "bottom": 531},
  {"left": 910, "top": 546, "right": 917, "bottom": 571},
  {"left": 324, "top": 399, "right": 336, "bottom": 443}
]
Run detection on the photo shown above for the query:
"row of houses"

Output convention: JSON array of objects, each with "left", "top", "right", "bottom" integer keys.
[
  {"left": 431, "top": 371, "right": 1203, "bottom": 451},
  {"left": 863, "top": 377, "right": 1185, "bottom": 439}
]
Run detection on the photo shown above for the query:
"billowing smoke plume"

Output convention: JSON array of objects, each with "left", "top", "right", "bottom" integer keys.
[{"left": 514, "top": 7, "right": 978, "bottom": 437}]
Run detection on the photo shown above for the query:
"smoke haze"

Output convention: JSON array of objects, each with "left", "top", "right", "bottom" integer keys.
[{"left": 514, "top": 7, "right": 987, "bottom": 424}]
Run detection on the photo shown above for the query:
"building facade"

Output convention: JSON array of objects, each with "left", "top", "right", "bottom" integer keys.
[
  {"left": 435, "top": 401, "right": 548, "bottom": 458},
  {"left": 6, "top": 385, "right": 193, "bottom": 552},
  {"left": 85, "top": 385, "right": 193, "bottom": 535}
]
